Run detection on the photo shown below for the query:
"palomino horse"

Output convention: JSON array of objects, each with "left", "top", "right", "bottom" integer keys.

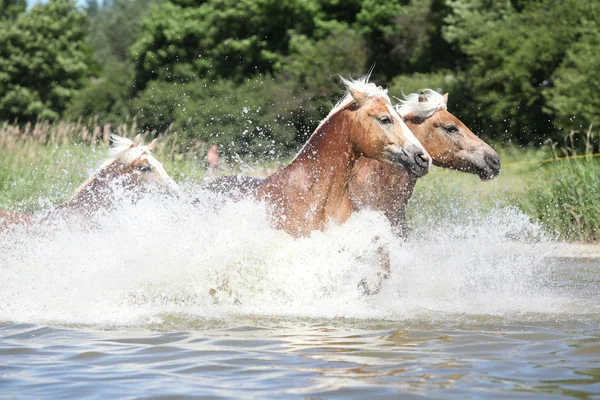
[
  {"left": 0, "top": 134, "right": 179, "bottom": 230},
  {"left": 348, "top": 90, "right": 501, "bottom": 236},
  {"left": 58, "top": 134, "right": 180, "bottom": 218},
  {"left": 209, "top": 77, "right": 431, "bottom": 235},
  {"left": 206, "top": 77, "right": 430, "bottom": 296},
  {"left": 256, "top": 77, "right": 430, "bottom": 237}
]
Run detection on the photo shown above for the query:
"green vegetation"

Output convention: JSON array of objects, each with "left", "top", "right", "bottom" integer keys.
[
  {"left": 0, "top": 0, "right": 91, "bottom": 122},
  {"left": 1, "top": 0, "right": 599, "bottom": 240},
  {"left": 3, "top": 0, "right": 600, "bottom": 153},
  {"left": 1, "top": 122, "right": 599, "bottom": 241},
  {"left": 408, "top": 128, "right": 600, "bottom": 242}
]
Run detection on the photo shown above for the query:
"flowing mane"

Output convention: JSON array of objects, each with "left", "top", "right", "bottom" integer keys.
[
  {"left": 323, "top": 76, "right": 392, "bottom": 125},
  {"left": 70, "top": 134, "right": 175, "bottom": 198},
  {"left": 300, "top": 75, "right": 398, "bottom": 157},
  {"left": 396, "top": 89, "right": 447, "bottom": 119},
  {"left": 107, "top": 134, "right": 152, "bottom": 166}
]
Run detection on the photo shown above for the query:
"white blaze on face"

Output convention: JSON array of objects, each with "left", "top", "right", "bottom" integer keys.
[
  {"left": 145, "top": 152, "right": 180, "bottom": 192},
  {"left": 387, "top": 104, "right": 427, "bottom": 154}
]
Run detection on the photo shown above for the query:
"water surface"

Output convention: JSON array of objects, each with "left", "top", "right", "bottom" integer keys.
[{"left": 1, "top": 189, "right": 599, "bottom": 398}]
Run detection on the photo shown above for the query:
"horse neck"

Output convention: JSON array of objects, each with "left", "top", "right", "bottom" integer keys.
[
  {"left": 61, "top": 160, "right": 126, "bottom": 211},
  {"left": 285, "top": 109, "right": 360, "bottom": 199}
]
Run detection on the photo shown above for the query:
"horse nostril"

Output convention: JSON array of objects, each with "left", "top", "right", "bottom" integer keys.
[
  {"left": 414, "top": 151, "right": 429, "bottom": 169},
  {"left": 485, "top": 154, "right": 501, "bottom": 170}
]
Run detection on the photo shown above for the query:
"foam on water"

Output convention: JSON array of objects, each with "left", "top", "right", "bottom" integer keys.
[{"left": 0, "top": 183, "right": 592, "bottom": 328}]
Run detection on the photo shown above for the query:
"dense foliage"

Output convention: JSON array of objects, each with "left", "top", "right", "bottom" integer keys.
[
  {"left": 1, "top": 0, "right": 600, "bottom": 155},
  {"left": 0, "top": 0, "right": 91, "bottom": 122}
]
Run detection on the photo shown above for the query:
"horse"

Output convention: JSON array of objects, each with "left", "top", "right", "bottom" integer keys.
[
  {"left": 0, "top": 210, "right": 32, "bottom": 230},
  {"left": 58, "top": 134, "right": 180, "bottom": 218},
  {"left": 206, "top": 76, "right": 430, "bottom": 296},
  {"left": 206, "top": 89, "right": 499, "bottom": 295},
  {"left": 0, "top": 134, "right": 179, "bottom": 230},
  {"left": 255, "top": 76, "right": 430, "bottom": 237},
  {"left": 348, "top": 90, "right": 501, "bottom": 237}
]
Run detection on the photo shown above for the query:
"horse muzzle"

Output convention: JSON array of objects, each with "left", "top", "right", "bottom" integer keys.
[
  {"left": 386, "top": 145, "right": 431, "bottom": 178},
  {"left": 477, "top": 153, "right": 501, "bottom": 181}
]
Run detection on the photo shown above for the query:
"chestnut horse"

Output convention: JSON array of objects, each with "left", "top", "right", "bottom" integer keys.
[
  {"left": 58, "top": 134, "right": 180, "bottom": 218},
  {"left": 205, "top": 77, "right": 430, "bottom": 296},
  {"left": 348, "top": 90, "right": 501, "bottom": 236},
  {"left": 255, "top": 77, "right": 430, "bottom": 237},
  {"left": 0, "top": 134, "right": 179, "bottom": 230}
]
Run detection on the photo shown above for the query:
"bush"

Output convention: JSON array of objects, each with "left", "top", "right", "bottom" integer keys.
[
  {"left": 544, "top": 22, "right": 600, "bottom": 135},
  {"left": 131, "top": 77, "right": 299, "bottom": 158},
  {"left": 388, "top": 71, "right": 458, "bottom": 100},
  {"left": 65, "top": 63, "right": 135, "bottom": 126}
]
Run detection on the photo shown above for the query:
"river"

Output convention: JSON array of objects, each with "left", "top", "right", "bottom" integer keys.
[{"left": 1, "top": 189, "right": 598, "bottom": 398}]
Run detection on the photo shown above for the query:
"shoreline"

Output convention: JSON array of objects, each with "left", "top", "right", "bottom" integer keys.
[{"left": 533, "top": 242, "right": 600, "bottom": 260}]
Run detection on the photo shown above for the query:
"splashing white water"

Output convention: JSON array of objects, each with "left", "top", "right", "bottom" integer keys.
[{"left": 0, "top": 183, "right": 589, "bottom": 328}]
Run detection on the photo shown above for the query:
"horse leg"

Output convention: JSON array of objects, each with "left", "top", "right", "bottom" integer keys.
[{"left": 358, "top": 237, "right": 390, "bottom": 296}]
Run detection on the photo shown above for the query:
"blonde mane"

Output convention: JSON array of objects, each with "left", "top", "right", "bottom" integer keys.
[
  {"left": 306, "top": 75, "right": 392, "bottom": 140},
  {"left": 290, "top": 75, "right": 424, "bottom": 159},
  {"left": 396, "top": 89, "right": 447, "bottom": 119},
  {"left": 107, "top": 134, "right": 153, "bottom": 166},
  {"left": 69, "top": 134, "right": 164, "bottom": 197},
  {"left": 328, "top": 75, "right": 391, "bottom": 120}
]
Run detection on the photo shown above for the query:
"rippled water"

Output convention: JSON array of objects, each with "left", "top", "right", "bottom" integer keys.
[{"left": 1, "top": 187, "right": 599, "bottom": 398}]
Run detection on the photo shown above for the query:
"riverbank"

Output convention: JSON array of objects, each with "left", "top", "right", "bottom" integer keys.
[{"left": 1, "top": 121, "right": 599, "bottom": 241}]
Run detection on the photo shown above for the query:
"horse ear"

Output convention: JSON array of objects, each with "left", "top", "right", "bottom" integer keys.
[
  {"left": 443, "top": 93, "right": 449, "bottom": 105},
  {"left": 147, "top": 139, "right": 157, "bottom": 151},
  {"left": 418, "top": 92, "right": 428, "bottom": 103},
  {"left": 348, "top": 86, "right": 368, "bottom": 105},
  {"left": 132, "top": 134, "right": 143, "bottom": 146}
]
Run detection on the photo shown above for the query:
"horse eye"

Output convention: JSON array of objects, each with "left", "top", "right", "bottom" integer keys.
[
  {"left": 136, "top": 164, "right": 153, "bottom": 172},
  {"left": 445, "top": 125, "right": 459, "bottom": 134},
  {"left": 379, "top": 116, "right": 393, "bottom": 125}
]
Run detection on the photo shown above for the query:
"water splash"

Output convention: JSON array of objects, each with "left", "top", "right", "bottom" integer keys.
[{"left": 0, "top": 183, "right": 592, "bottom": 329}]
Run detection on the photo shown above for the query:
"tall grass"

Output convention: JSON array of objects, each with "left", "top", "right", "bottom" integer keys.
[
  {"left": 1, "top": 121, "right": 599, "bottom": 241},
  {"left": 0, "top": 121, "right": 284, "bottom": 212},
  {"left": 520, "top": 127, "right": 600, "bottom": 241}
]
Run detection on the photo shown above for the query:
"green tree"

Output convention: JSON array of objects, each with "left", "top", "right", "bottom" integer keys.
[
  {"left": 545, "top": 18, "right": 600, "bottom": 134},
  {"left": 443, "top": 0, "right": 595, "bottom": 143},
  {"left": 0, "top": 0, "right": 26, "bottom": 20},
  {"left": 87, "top": 0, "right": 155, "bottom": 63},
  {"left": 0, "top": 0, "right": 91, "bottom": 122},
  {"left": 279, "top": 25, "right": 368, "bottom": 142},
  {"left": 131, "top": 0, "right": 322, "bottom": 89}
]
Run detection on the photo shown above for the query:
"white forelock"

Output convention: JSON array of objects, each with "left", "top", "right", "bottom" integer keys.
[
  {"left": 109, "top": 134, "right": 178, "bottom": 187},
  {"left": 108, "top": 134, "right": 148, "bottom": 166},
  {"left": 396, "top": 89, "right": 447, "bottom": 119},
  {"left": 69, "top": 134, "right": 179, "bottom": 197},
  {"left": 315, "top": 75, "right": 392, "bottom": 133}
]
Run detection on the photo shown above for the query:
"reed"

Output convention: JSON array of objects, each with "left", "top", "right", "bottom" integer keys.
[
  {"left": 2, "top": 121, "right": 598, "bottom": 241},
  {"left": 0, "top": 121, "right": 282, "bottom": 211},
  {"left": 520, "top": 127, "right": 600, "bottom": 241}
]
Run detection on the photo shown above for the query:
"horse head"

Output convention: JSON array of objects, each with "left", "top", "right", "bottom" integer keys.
[
  {"left": 398, "top": 90, "right": 501, "bottom": 180},
  {"left": 339, "top": 77, "right": 431, "bottom": 178},
  {"left": 109, "top": 134, "right": 180, "bottom": 193}
]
